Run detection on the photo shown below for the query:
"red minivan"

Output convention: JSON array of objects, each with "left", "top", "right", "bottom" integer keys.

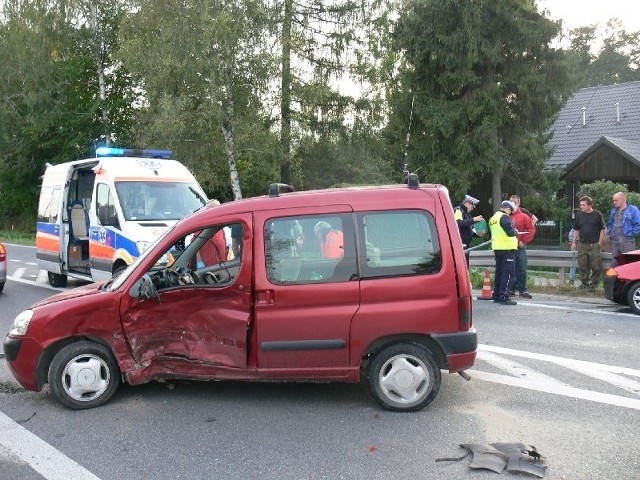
[{"left": 4, "top": 180, "right": 477, "bottom": 411}]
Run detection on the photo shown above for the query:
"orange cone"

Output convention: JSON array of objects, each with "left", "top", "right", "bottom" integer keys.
[{"left": 477, "top": 269, "right": 493, "bottom": 300}]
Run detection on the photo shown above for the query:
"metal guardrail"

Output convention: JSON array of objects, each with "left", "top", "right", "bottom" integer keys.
[{"left": 469, "top": 249, "right": 613, "bottom": 285}]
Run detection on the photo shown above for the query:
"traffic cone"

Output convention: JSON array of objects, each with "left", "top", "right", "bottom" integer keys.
[{"left": 477, "top": 269, "right": 493, "bottom": 300}]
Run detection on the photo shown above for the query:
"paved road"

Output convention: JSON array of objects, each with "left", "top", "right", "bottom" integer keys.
[{"left": 1, "top": 244, "right": 639, "bottom": 479}]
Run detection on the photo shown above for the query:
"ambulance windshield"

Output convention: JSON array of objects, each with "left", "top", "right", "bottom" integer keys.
[{"left": 115, "top": 181, "right": 207, "bottom": 221}]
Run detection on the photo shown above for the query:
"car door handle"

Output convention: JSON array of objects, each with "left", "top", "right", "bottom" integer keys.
[{"left": 256, "top": 289, "right": 274, "bottom": 305}]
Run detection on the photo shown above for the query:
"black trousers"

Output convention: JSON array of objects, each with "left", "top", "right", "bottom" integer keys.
[{"left": 492, "top": 250, "right": 516, "bottom": 301}]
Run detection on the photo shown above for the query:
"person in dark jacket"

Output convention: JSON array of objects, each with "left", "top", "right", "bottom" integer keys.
[{"left": 454, "top": 195, "right": 485, "bottom": 266}]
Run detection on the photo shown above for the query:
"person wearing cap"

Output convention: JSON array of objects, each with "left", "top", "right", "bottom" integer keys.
[
  {"left": 508, "top": 194, "right": 535, "bottom": 299},
  {"left": 314, "top": 221, "right": 344, "bottom": 259},
  {"left": 489, "top": 200, "right": 518, "bottom": 305},
  {"left": 454, "top": 194, "right": 485, "bottom": 266}
]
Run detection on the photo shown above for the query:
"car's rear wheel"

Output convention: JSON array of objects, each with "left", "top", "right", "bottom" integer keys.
[
  {"left": 367, "top": 342, "right": 441, "bottom": 412},
  {"left": 48, "top": 341, "right": 120, "bottom": 409},
  {"left": 48, "top": 272, "right": 67, "bottom": 288},
  {"left": 626, "top": 282, "right": 640, "bottom": 315}
]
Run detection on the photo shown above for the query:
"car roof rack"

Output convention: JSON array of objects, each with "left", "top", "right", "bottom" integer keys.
[{"left": 269, "top": 183, "right": 295, "bottom": 197}]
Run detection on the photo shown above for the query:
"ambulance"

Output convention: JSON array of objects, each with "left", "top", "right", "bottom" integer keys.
[{"left": 36, "top": 148, "right": 208, "bottom": 287}]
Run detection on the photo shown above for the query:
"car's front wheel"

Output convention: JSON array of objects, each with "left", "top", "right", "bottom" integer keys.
[
  {"left": 367, "top": 342, "right": 441, "bottom": 412},
  {"left": 48, "top": 341, "right": 120, "bottom": 409},
  {"left": 626, "top": 282, "right": 640, "bottom": 315}
]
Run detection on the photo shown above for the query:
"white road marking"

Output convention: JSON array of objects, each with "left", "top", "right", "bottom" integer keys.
[
  {"left": 7, "top": 275, "right": 62, "bottom": 291},
  {"left": 477, "top": 350, "right": 568, "bottom": 386},
  {"left": 13, "top": 267, "right": 25, "bottom": 279},
  {"left": 516, "top": 300, "right": 639, "bottom": 318},
  {"left": 0, "top": 411, "right": 101, "bottom": 480},
  {"left": 475, "top": 344, "right": 640, "bottom": 409},
  {"left": 469, "top": 370, "right": 640, "bottom": 411}
]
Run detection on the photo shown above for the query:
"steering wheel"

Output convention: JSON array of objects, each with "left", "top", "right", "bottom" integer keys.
[
  {"left": 203, "top": 272, "right": 219, "bottom": 285},
  {"left": 162, "top": 268, "right": 182, "bottom": 286}
]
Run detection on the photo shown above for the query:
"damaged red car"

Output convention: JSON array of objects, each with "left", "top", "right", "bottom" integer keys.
[
  {"left": 4, "top": 181, "right": 477, "bottom": 411},
  {"left": 604, "top": 249, "right": 640, "bottom": 314}
]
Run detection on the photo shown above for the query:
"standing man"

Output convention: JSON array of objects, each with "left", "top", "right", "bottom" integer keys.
[
  {"left": 509, "top": 195, "right": 536, "bottom": 299},
  {"left": 571, "top": 196, "right": 605, "bottom": 290},
  {"left": 607, "top": 192, "right": 640, "bottom": 267},
  {"left": 454, "top": 194, "right": 484, "bottom": 266},
  {"left": 489, "top": 200, "right": 518, "bottom": 305}
]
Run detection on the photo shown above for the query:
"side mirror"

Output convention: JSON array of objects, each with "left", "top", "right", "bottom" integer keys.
[{"left": 130, "top": 274, "right": 159, "bottom": 300}]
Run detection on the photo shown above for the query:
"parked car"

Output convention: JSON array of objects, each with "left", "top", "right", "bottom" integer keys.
[
  {"left": 0, "top": 241, "right": 6, "bottom": 292},
  {"left": 604, "top": 249, "right": 640, "bottom": 314},
  {"left": 4, "top": 179, "right": 477, "bottom": 411}
]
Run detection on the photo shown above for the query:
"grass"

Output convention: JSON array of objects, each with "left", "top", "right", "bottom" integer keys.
[{"left": 0, "top": 229, "right": 36, "bottom": 246}]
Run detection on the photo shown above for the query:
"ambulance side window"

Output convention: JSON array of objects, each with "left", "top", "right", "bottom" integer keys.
[
  {"left": 37, "top": 187, "right": 61, "bottom": 223},
  {"left": 96, "top": 183, "right": 120, "bottom": 229}
]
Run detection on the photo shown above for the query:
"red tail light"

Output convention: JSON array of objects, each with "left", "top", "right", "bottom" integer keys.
[
  {"left": 0, "top": 244, "right": 6, "bottom": 261},
  {"left": 458, "top": 296, "right": 472, "bottom": 331}
]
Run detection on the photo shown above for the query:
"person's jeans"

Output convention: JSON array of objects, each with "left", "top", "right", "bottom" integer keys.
[{"left": 514, "top": 247, "right": 528, "bottom": 293}]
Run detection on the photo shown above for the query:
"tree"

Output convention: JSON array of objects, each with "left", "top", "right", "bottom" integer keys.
[
  {"left": 388, "top": 0, "right": 575, "bottom": 207},
  {"left": 276, "top": 0, "right": 374, "bottom": 185},
  {"left": 0, "top": 0, "right": 134, "bottom": 227},
  {"left": 568, "top": 19, "right": 640, "bottom": 88},
  {"left": 117, "top": 0, "right": 280, "bottom": 200}
]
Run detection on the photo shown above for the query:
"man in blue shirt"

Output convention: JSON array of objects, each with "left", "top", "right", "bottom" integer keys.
[{"left": 607, "top": 192, "right": 640, "bottom": 267}]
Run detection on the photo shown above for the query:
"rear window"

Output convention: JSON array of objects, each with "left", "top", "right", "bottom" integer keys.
[{"left": 359, "top": 210, "right": 441, "bottom": 277}]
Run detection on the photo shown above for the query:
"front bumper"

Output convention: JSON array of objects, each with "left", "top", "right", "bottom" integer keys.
[{"left": 3, "top": 335, "right": 43, "bottom": 391}]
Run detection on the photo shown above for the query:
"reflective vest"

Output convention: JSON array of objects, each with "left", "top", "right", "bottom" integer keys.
[{"left": 489, "top": 211, "right": 517, "bottom": 251}]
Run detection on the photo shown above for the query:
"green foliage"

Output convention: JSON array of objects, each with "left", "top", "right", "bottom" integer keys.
[
  {"left": 387, "top": 0, "right": 575, "bottom": 203},
  {"left": 568, "top": 20, "right": 640, "bottom": 88},
  {"left": 577, "top": 180, "right": 640, "bottom": 223}
]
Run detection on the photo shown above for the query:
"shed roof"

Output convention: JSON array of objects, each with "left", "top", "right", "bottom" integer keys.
[{"left": 547, "top": 81, "right": 640, "bottom": 170}]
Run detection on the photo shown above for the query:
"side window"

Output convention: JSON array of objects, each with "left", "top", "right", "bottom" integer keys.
[
  {"left": 37, "top": 187, "right": 61, "bottom": 223},
  {"left": 265, "top": 215, "right": 356, "bottom": 284},
  {"left": 96, "top": 183, "right": 120, "bottom": 229},
  {"left": 149, "top": 223, "right": 243, "bottom": 290},
  {"left": 360, "top": 210, "right": 441, "bottom": 278}
]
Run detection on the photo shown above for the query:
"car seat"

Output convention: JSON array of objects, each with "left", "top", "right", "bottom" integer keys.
[{"left": 69, "top": 200, "right": 90, "bottom": 241}]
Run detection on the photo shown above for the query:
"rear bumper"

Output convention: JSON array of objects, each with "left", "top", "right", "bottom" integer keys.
[{"left": 432, "top": 328, "right": 478, "bottom": 372}]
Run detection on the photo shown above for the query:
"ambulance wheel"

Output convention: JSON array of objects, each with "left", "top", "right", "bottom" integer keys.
[
  {"left": 48, "top": 341, "right": 120, "bottom": 409},
  {"left": 48, "top": 272, "right": 67, "bottom": 288},
  {"left": 367, "top": 343, "right": 441, "bottom": 412}
]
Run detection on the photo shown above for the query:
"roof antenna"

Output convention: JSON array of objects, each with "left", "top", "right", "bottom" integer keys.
[{"left": 402, "top": 93, "right": 420, "bottom": 189}]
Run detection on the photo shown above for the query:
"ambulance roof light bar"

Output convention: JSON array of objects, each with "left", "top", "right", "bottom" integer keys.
[{"left": 95, "top": 147, "right": 172, "bottom": 159}]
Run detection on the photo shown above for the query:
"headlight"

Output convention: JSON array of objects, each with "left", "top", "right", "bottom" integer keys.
[
  {"left": 10, "top": 310, "right": 33, "bottom": 336},
  {"left": 136, "top": 241, "right": 151, "bottom": 254}
]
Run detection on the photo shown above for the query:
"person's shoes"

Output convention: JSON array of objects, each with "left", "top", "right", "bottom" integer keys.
[
  {"left": 494, "top": 298, "right": 517, "bottom": 305},
  {"left": 519, "top": 292, "right": 532, "bottom": 299}
]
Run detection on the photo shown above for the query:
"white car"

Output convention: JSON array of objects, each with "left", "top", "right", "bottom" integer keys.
[{"left": 0, "top": 241, "right": 6, "bottom": 292}]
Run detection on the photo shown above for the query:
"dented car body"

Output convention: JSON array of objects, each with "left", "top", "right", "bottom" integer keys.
[
  {"left": 604, "top": 249, "right": 640, "bottom": 314},
  {"left": 4, "top": 182, "right": 477, "bottom": 411}
]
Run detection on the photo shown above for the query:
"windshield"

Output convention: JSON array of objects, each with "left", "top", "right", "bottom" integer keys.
[
  {"left": 106, "top": 221, "right": 179, "bottom": 291},
  {"left": 115, "top": 181, "right": 207, "bottom": 221}
]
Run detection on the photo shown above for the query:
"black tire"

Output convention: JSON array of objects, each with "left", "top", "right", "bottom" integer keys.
[
  {"left": 113, "top": 265, "right": 127, "bottom": 278},
  {"left": 0, "top": 282, "right": 4, "bottom": 293},
  {"left": 48, "top": 271, "right": 67, "bottom": 288},
  {"left": 48, "top": 341, "right": 120, "bottom": 409},
  {"left": 626, "top": 282, "right": 640, "bottom": 315},
  {"left": 367, "top": 342, "right": 441, "bottom": 412}
]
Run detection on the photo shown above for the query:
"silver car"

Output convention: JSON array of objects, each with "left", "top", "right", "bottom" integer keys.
[{"left": 0, "top": 241, "right": 6, "bottom": 292}]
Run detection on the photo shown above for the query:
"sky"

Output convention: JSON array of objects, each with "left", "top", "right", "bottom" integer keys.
[{"left": 537, "top": 0, "right": 640, "bottom": 32}]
